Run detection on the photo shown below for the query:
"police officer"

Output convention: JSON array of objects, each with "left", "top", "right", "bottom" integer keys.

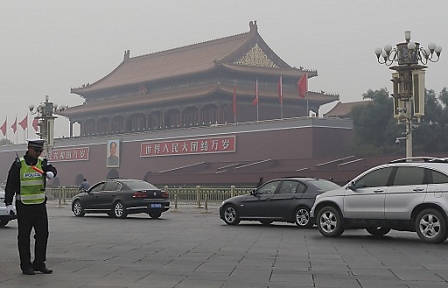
[{"left": 4, "top": 139, "right": 57, "bottom": 275}]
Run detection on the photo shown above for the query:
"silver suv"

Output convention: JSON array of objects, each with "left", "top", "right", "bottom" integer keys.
[{"left": 310, "top": 157, "right": 448, "bottom": 243}]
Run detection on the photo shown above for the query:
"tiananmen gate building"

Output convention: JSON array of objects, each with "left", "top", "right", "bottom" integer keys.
[{"left": 0, "top": 21, "right": 397, "bottom": 187}]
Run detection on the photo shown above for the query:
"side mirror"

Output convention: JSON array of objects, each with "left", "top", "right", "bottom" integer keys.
[
  {"left": 250, "top": 189, "right": 259, "bottom": 196},
  {"left": 347, "top": 181, "right": 356, "bottom": 191}
]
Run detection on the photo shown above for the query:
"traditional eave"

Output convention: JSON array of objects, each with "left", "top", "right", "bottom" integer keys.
[
  {"left": 70, "top": 33, "right": 250, "bottom": 95},
  {"left": 63, "top": 82, "right": 338, "bottom": 118},
  {"left": 324, "top": 101, "right": 371, "bottom": 118},
  {"left": 220, "top": 63, "right": 317, "bottom": 79},
  {"left": 70, "top": 21, "right": 315, "bottom": 97},
  {"left": 64, "top": 84, "right": 220, "bottom": 117},
  {"left": 218, "top": 85, "right": 338, "bottom": 104}
]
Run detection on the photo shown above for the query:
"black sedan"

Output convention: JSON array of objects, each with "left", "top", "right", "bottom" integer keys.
[
  {"left": 71, "top": 179, "right": 170, "bottom": 219},
  {"left": 219, "top": 178, "right": 340, "bottom": 227}
]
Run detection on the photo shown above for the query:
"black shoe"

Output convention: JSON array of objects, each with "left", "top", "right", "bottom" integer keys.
[
  {"left": 22, "top": 268, "right": 35, "bottom": 275},
  {"left": 34, "top": 266, "right": 53, "bottom": 274}
]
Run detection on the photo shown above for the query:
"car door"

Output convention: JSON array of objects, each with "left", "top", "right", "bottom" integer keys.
[
  {"left": 344, "top": 167, "right": 393, "bottom": 219},
  {"left": 96, "top": 181, "right": 121, "bottom": 208},
  {"left": 82, "top": 182, "right": 106, "bottom": 209},
  {"left": 385, "top": 166, "right": 427, "bottom": 220},
  {"left": 426, "top": 169, "right": 448, "bottom": 207},
  {"left": 242, "top": 180, "right": 280, "bottom": 218},
  {"left": 268, "top": 180, "right": 302, "bottom": 219}
]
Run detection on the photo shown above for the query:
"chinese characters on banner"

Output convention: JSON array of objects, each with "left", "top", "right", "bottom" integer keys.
[
  {"left": 48, "top": 147, "right": 90, "bottom": 162},
  {"left": 141, "top": 136, "right": 236, "bottom": 157}
]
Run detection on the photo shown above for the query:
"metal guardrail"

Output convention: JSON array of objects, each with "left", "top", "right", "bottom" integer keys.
[{"left": 46, "top": 185, "right": 254, "bottom": 208}]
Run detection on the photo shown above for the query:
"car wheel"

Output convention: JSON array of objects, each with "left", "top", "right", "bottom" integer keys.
[
  {"left": 113, "top": 201, "right": 127, "bottom": 219},
  {"left": 149, "top": 211, "right": 162, "bottom": 219},
  {"left": 72, "top": 200, "right": 85, "bottom": 217},
  {"left": 260, "top": 220, "right": 273, "bottom": 226},
  {"left": 223, "top": 204, "right": 240, "bottom": 225},
  {"left": 366, "top": 227, "right": 391, "bottom": 237},
  {"left": 415, "top": 209, "right": 448, "bottom": 243},
  {"left": 317, "top": 206, "right": 344, "bottom": 237},
  {"left": 0, "top": 219, "right": 9, "bottom": 227},
  {"left": 294, "top": 206, "right": 313, "bottom": 228}
]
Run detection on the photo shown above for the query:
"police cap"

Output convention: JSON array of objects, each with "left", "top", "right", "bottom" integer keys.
[{"left": 27, "top": 138, "right": 45, "bottom": 151}]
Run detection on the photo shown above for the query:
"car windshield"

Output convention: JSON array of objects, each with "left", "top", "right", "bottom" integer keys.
[
  {"left": 308, "top": 179, "right": 341, "bottom": 191},
  {"left": 124, "top": 181, "right": 159, "bottom": 190}
]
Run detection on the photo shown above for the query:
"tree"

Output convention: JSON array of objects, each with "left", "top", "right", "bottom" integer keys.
[
  {"left": 412, "top": 88, "right": 448, "bottom": 153},
  {"left": 0, "top": 138, "right": 13, "bottom": 146},
  {"left": 351, "top": 88, "right": 401, "bottom": 155},
  {"left": 351, "top": 87, "right": 448, "bottom": 156}
]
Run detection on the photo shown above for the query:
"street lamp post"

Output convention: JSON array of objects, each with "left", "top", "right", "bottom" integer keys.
[
  {"left": 29, "top": 95, "right": 67, "bottom": 157},
  {"left": 375, "top": 31, "right": 442, "bottom": 159}
]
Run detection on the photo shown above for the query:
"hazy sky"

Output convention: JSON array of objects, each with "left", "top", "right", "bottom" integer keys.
[{"left": 1, "top": 0, "right": 447, "bottom": 142}]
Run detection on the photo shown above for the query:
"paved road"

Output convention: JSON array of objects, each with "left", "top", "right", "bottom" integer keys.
[{"left": 1, "top": 201, "right": 448, "bottom": 288}]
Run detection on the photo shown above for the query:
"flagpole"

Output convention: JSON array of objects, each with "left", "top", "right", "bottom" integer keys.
[
  {"left": 306, "top": 96, "right": 309, "bottom": 117},
  {"left": 297, "top": 73, "right": 310, "bottom": 117},
  {"left": 256, "top": 78, "right": 259, "bottom": 122},
  {"left": 233, "top": 80, "right": 236, "bottom": 125},
  {"left": 256, "top": 101, "right": 259, "bottom": 122},
  {"left": 281, "top": 101, "right": 283, "bottom": 120},
  {"left": 3, "top": 116, "right": 6, "bottom": 141},
  {"left": 305, "top": 73, "right": 309, "bottom": 117},
  {"left": 279, "top": 75, "right": 283, "bottom": 119},
  {"left": 15, "top": 115, "right": 17, "bottom": 144},
  {"left": 26, "top": 112, "right": 29, "bottom": 140}
]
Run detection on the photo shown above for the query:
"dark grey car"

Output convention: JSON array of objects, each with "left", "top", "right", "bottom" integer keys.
[
  {"left": 71, "top": 179, "right": 170, "bottom": 219},
  {"left": 219, "top": 178, "right": 340, "bottom": 227}
]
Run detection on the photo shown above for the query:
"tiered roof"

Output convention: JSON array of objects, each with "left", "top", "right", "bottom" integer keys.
[
  {"left": 324, "top": 101, "right": 372, "bottom": 118},
  {"left": 66, "top": 21, "right": 337, "bottom": 117}
]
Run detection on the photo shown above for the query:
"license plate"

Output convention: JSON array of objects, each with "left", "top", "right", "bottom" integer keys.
[{"left": 150, "top": 204, "right": 162, "bottom": 208}]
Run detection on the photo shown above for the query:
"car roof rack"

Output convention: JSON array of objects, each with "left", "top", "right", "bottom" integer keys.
[
  {"left": 389, "top": 157, "right": 448, "bottom": 163},
  {"left": 427, "top": 158, "right": 448, "bottom": 163}
]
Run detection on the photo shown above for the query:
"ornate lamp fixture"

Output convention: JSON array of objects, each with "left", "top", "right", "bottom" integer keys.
[
  {"left": 374, "top": 31, "right": 441, "bottom": 159},
  {"left": 29, "top": 95, "right": 67, "bottom": 156},
  {"left": 375, "top": 31, "right": 442, "bottom": 66}
]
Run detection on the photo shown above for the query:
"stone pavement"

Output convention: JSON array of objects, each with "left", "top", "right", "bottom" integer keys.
[{"left": 1, "top": 201, "right": 448, "bottom": 288}]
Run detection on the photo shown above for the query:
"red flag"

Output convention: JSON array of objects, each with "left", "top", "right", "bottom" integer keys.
[
  {"left": 252, "top": 78, "right": 259, "bottom": 106},
  {"left": 232, "top": 83, "right": 237, "bottom": 116},
  {"left": 11, "top": 117, "right": 17, "bottom": 134},
  {"left": 0, "top": 117, "right": 6, "bottom": 136},
  {"left": 19, "top": 114, "right": 28, "bottom": 130},
  {"left": 278, "top": 76, "right": 283, "bottom": 105},
  {"left": 32, "top": 117, "right": 39, "bottom": 132},
  {"left": 298, "top": 73, "right": 308, "bottom": 99}
]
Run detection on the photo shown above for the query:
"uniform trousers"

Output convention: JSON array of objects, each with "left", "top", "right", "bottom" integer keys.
[{"left": 15, "top": 201, "right": 49, "bottom": 270}]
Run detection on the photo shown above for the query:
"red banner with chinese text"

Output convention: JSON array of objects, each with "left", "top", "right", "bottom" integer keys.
[
  {"left": 48, "top": 147, "right": 90, "bottom": 162},
  {"left": 140, "top": 136, "right": 236, "bottom": 157}
]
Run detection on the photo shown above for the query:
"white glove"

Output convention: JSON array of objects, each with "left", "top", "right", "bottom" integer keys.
[
  {"left": 6, "top": 205, "right": 15, "bottom": 215},
  {"left": 46, "top": 171, "right": 54, "bottom": 179}
]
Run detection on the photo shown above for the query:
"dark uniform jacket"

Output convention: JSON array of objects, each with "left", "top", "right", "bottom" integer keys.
[{"left": 4, "top": 153, "right": 57, "bottom": 206}]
